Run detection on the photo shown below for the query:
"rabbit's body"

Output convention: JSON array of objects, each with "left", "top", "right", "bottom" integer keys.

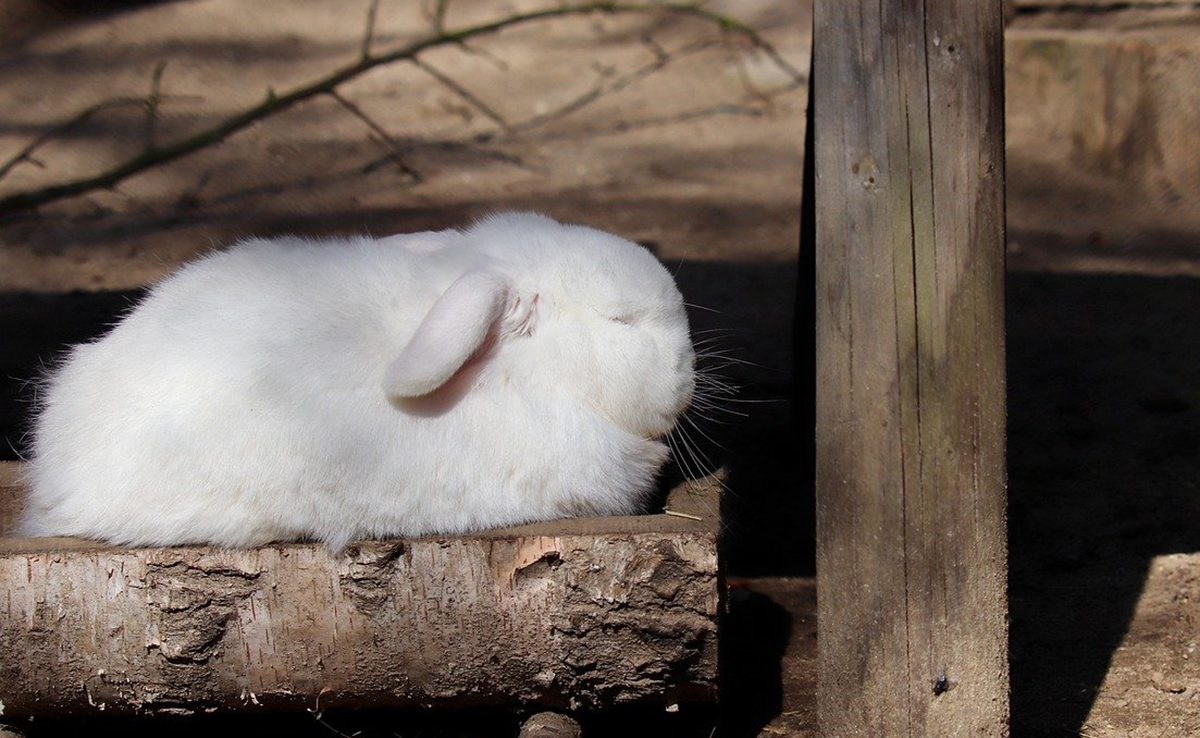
[{"left": 23, "top": 214, "right": 693, "bottom": 548}]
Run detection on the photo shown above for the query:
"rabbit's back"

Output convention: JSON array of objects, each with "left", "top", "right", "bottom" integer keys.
[
  {"left": 21, "top": 218, "right": 685, "bottom": 548},
  {"left": 24, "top": 237, "right": 448, "bottom": 546}
]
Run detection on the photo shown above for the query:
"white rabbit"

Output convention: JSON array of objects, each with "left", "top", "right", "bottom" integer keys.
[{"left": 21, "top": 212, "right": 695, "bottom": 548}]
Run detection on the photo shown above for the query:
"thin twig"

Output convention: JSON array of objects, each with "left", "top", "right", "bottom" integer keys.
[
  {"left": 727, "top": 37, "right": 774, "bottom": 106},
  {"left": 0, "top": 2, "right": 800, "bottom": 215},
  {"left": 432, "top": 0, "right": 450, "bottom": 34},
  {"left": 361, "top": 0, "right": 382, "bottom": 60},
  {"left": 0, "top": 98, "right": 148, "bottom": 181},
  {"left": 144, "top": 61, "right": 168, "bottom": 151},
  {"left": 393, "top": 97, "right": 776, "bottom": 177},
  {"left": 641, "top": 32, "right": 670, "bottom": 64},
  {"left": 663, "top": 509, "right": 703, "bottom": 522},
  {"left": 327, "top": 90, "right": 422, "bottom": 181},
  {"left": 412, "top": 58, "right": 512, "bottom": 133},
  {"left": 512, "top": 35, "right": 718, "bottom": 133},
  {"left": 546, "top": 101, "right": 768, "bottom": 138},
  {"left": 453, "top": 40, "right": 509, "bottom": 71},
  {"left": 375, "top": 138, "right": 545, "bottom": 175}
]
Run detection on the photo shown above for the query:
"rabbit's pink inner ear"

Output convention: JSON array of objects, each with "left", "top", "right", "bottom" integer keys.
[{"left": 383, "top": 270, "right": 510, "bottom": 399}]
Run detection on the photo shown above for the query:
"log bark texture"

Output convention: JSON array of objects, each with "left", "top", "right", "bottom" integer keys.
[
  {"left": 0, "top": 463, "right": 719, "bottom": 717},
  {"left": 813, "top": 0, "right": 1009, "bottom": 735}
]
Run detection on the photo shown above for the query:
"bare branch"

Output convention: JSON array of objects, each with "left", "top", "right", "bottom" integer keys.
[
  {"left": 527, "top": 100, "right": 769, "bottom": 141},
  {"left": 0, "top": 98, "right": 146, "bottom": 181},
  {"left": 641, "top": 32, "right": 670, "bottom": 64},
  {"left": 727, "top": 25, "right": 807, "bottom": 89},
  {"left": 361, "top": 0, "right": 382, "bottom": 61},
  {"left": 453, "top": 40, "right": 509, "bottom": 72},
  {"left": 0, "top": 2, "right": 802, "bottom": 215},
  {"left": 512, "top": 36, "right": 719, "bottom": 134},
  {"left": 411, "top": 58, "right": 512, "bottom": 133},
  {"left": 721, "top": 27, "right": 805, "bottom": 106},
  {"left": 144, "top": 61, "right": 168, "bottom": 151},
  {"left": 428, "top": 0, "right": 451, "bottom": 34},
  {"left": 327, "top": 90, "right": 422, "bottom": 182},
  {"left": 381, "top": 138, "right": 546, "bottom": 176},
  {"left": 406, "top": 93, "right": 779, "bottom": 176}
]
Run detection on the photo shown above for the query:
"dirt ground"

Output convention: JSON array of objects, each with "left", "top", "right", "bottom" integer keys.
[{"left": 1, "top": 0, "right": 1199, "bottom": 736}]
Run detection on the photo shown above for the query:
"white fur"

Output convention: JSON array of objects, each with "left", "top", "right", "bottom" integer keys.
[{"left": 21, "top": 213, "right": 695, "bottom": 548}]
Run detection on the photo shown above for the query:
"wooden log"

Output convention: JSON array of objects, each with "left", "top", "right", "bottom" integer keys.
[
  {"left": 0, "top": 462, "right": 719, "bottom": 717},
  {"left": 813, "top": 0, "right": 1009, "bottom": 735}
]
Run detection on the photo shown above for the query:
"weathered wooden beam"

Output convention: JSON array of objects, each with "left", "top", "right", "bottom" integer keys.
[
  {"left": 0, "top": 463, "right": 719, "bottom": 717},
  {"left": 813, "top": 0, "right": 1009, "bottom": 735}
]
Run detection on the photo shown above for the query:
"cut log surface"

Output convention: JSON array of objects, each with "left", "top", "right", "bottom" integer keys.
[{"left": 0, "top": 462, "right": 719, "bottom": 717}]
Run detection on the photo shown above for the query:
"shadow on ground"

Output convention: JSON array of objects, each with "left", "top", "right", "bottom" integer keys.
[
  {"left": 1, "top": 0, "right": 187, "bottom": 48},
  {"left": 1007, "top": 270, "right": 1200, "bottom": 736}
]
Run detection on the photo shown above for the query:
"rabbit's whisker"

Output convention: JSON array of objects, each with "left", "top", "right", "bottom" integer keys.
[
  {"left": 681, "top": 412, "right": 729, "bottom": 453},
  {"left": 684, "top": 302, "right": 725, "bottom": 315}
]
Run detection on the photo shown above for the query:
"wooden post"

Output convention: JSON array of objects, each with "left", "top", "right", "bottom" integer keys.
[{"left": 813, "top": 0, "right": 1009, "bottom": 735}]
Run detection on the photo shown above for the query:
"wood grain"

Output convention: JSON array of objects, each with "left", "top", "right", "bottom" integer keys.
[
  {"left": 0, "top": 464, "right": 720, "bottom": 717},
  {"left": 813, "top": 0, "right": 1009, "bottom": 735}
]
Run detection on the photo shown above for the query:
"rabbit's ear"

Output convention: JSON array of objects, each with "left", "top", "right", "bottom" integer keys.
[{"left": 383, "top": 270, "right": 510, "bottom": 399}]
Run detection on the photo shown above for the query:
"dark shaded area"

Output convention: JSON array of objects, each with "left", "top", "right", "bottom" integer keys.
[
  {"left": 0, "top": 0, "right": 185, "bottom": 48},
  {"left": 720, "top": 579, "right": 815, "bottom": 737},
  {"left": 720, "top": 586, "right": 791, "bottom": 736},
  {"left": 13, "top": 703, "right": 719, "bottom": 738},
  {"left": 670, "top": 260, "right": 808, "bottom": 578},
  {"left": 1007, "top": 271, "right": 1200, "bottom": 736},
  {"left": 0, "top": 288, "right": 145, "bottom": 459}
]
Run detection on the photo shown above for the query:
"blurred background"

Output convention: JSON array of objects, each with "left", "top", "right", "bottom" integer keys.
[{"left": 1, "top": 0, "right": 1198, "bottom": 736}]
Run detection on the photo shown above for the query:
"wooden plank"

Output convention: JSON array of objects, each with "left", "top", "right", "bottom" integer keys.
[
  {"left": 0, "top": 463, "right": 720, "bottom": 717},
  {"left": 813, "top": 0, "right": 1009, "bottom": 735}
]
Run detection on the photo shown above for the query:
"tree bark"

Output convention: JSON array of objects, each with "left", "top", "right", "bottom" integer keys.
[{"left": 0, "top": 463, "right": 719, "bottom": 717}]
